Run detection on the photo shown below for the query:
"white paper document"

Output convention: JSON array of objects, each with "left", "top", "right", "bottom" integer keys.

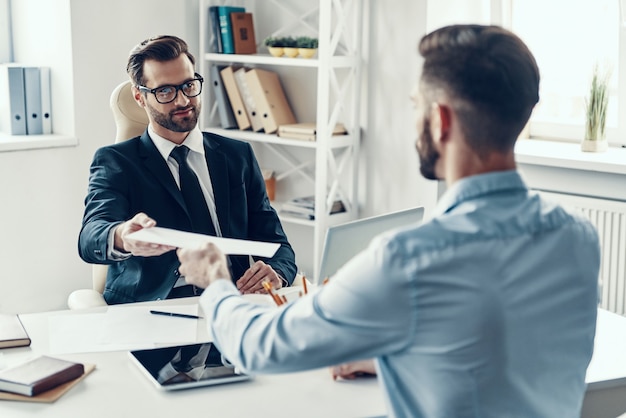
[
  {"left": 48, "top": 305, "right": 200, "bottom": 354},
  {"left": 126, "top": 227, "right": 280, "bottom": 258}
]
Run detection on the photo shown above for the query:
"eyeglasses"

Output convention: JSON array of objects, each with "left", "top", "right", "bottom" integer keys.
[{"left": 138, "top": 74, "right": 204, "bottom": 104}]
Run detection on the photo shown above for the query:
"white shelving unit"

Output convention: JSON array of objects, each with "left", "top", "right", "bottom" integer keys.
[{"left": 199, "top": 0, "right": 364, "bottom": 281}]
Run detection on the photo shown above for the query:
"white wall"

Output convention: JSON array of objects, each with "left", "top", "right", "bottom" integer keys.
[{"left": 1, "top": 0, "right": 484, "bottom": 313}]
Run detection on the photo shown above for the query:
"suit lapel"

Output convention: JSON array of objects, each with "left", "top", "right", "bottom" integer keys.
[
  {"left": 203, "top": 133, "right": 231, "bottom": 236},
  {"left": 138, "top": 131, "right": 187, "bottom": 214}
]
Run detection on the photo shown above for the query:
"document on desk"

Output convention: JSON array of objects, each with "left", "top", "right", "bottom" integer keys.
[
  {"left": 48, "top": 305, "right": 201, "bottom": 354},
  {"left": 127, "top": 226, "right": 280, "bottom": 257}
]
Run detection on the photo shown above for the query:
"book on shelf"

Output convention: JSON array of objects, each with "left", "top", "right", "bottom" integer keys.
[
  {"left": 0, "top": 313, "right": 31, "bottom": 348},
  {"left": 245, "top": 68, "right": 296, "bottom": 134},
  {"left": 280, "top": 196, "right": 346, "bottom": 220},
  {"left": 278, "top": 122, "right": 347, "bottom": 142},
  {"left": 0, "top": 356, "right": 85, "bottom": 397},
  {"left": 208, "top": 6, "right": 224, "bottom": 53},
  {"left": 216, "top": 6, "right": 245, "bottom": 54},
  {"left": 230, "top": 12, "right": 257, "bottom": 55},
  {"left": 220, "top": 65, "right": 251, "bottom": 130}
]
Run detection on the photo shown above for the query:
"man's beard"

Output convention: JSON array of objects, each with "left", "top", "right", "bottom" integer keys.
[
  {"left": 146, "top": 102, "right": 201, "bottom": 133},
  {"left": 416, "top": 117, "right": 440, "bottom": 180}
]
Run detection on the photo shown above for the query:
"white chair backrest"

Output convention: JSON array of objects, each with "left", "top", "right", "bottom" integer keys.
[{"left": 92, "top": 80, "right": 149, "bottom": 294}]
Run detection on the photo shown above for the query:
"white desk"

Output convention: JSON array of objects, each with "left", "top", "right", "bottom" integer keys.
[
  {"left": 2, "top": 301, "right": 626, "bottom": 418},
  {"left": 0, "top": 298, "right": 386, "bottom": 418}
]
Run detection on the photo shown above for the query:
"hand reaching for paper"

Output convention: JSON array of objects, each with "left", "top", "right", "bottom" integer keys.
[{"left": 115, "top": 212, "right": 176, "bottom": 257}]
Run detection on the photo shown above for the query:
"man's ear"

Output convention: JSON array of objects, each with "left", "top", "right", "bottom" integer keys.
[
  {"left": 132, "top": 85, "right": 146, "bottom": 108},
  {"left": 429, "top": 103, "right": 451, "bottom": 145}
]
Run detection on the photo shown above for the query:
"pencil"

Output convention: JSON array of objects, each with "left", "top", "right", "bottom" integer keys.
[
  {"left": 302, "top": 275, "right": 308, "bottom": 295},
  {"left": 262, "top": 281, "right": 283, "bottom": 306},
  {"left": 322, "top": 277, "right": 330, "bottom": 285}
]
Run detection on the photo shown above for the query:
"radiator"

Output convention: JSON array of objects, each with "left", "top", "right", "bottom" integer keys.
[{"left": 540, "top": 191, "right": 626, "bottom": 316}]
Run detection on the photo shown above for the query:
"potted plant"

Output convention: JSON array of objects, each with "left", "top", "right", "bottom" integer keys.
[
  {"left": 281, "top": 36, "right": 298, "bottom": 58},
  {"left": 582, "top": 65, "right": 611, "bottom": 152},
  {"left": 296, "top": 36, "right": 319, "bottom": 58},
  {"left": 264, "top": 37, "right": 284, "bottom": 57}
]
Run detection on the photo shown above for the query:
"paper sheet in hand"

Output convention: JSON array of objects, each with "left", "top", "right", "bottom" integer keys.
[{"left": 127, "top": 227, "right": 280, "bottom": 258}]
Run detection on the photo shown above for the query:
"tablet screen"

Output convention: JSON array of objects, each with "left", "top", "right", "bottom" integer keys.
[{"left": 129, "top": 343, "right": 250, "bottom": 390}]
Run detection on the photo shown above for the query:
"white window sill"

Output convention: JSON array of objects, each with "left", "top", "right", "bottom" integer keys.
[
  {"left": 0, "top": 133, "right": 78, "bottom": 152},
  {"left": 515, "top": 138, "right": 626, "bottom": 176}
]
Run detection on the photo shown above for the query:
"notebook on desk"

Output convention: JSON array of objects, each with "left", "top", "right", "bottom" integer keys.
[{"left": 317, "top": 207, "right": 425, "bottom": 284}]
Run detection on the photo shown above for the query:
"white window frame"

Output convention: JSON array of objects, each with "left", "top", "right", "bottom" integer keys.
[{"left": 493, "top": 0, "right": 626, "bottom": 147}]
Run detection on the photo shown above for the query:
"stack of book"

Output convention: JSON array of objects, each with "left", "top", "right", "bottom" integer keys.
[
  {"left": 280, "top": 196, "right": 346, "bottom": 220},
  {"left": 278, "top": 122, "right": 347, "bottom": 142}
]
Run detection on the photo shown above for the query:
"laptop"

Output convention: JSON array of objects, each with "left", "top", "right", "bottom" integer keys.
[
  {"left": 317, "top": 207, "right": 425, "bottom": 284},
  {"left": 129, "top": 343, "right": 251, "bottom": 391}
]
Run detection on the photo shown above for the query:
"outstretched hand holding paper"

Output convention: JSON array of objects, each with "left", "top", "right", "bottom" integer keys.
[{"left": 126, "top": 227, "right": 279, "bottom": 258}]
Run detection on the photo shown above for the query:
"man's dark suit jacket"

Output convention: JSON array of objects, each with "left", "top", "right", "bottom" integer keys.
[{"left": 78, "top": 131, "right": 297, "bottom": 304}]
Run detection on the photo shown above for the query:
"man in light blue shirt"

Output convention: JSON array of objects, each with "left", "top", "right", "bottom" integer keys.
[{"left": 178, "top": 24, "right": 600, "bottom": 417}]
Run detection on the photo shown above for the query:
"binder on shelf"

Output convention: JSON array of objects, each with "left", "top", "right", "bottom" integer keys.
[
  {"left": 278, "top": 122, "right": 347, "bottom": 142},
  {"left": 245, "top": 68, "right": 296, "bottom": 134},
  {"left": 209, "top": 65, "right": 237, "bottom": 129},
  {"left": 0, "top": 64, "right": 27, "bottom": 135},
  {"left": 230, "top": 12, "right": 257, "bottom": 55},
  {"left": 220, "top": 66, "right": 251, "bottom": 130},
  {"left": 208, "top": 6, "right": 223, "bottom": 53},
  {"left": 217, "top": 6, "right": 245, "bottom": 54},
  {"left": 39, "top": 66, "right": 52, "bottom": 134},
  {"left": 23, "top": 66, "right": 43, "bottom": 135},
  {"left": 234, "top": 67, "right": 263, "bottom": 132}
]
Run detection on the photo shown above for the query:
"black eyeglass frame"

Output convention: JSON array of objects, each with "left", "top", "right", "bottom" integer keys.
[{"left": 137, "top": 73, "right": 204, "bottom": 104}]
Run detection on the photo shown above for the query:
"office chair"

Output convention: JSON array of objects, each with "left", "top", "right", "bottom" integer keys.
[{"left": 67, "top": 80, "right": 149, "bottom": 309}]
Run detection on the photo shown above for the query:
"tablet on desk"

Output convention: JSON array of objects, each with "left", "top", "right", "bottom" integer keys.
[{"left": 129, "top": 343, "right": 251, "bottom": 391}]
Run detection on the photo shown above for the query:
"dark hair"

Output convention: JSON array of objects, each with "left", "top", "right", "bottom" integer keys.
[
  {"left": 126, "top": 35, "right": 196, "bottom": 87},
  {"left": 418, "top": 24, "right": 539, "bottom": 155}
]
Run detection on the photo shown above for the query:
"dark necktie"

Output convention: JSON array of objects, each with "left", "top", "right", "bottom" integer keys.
[{"left": 170, "top": 145, "right": 217, "bottom": 236}]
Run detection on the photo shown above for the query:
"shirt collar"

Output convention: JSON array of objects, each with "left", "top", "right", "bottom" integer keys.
[
  {"left": 148, "top": 124, "right": 205, "bottom": 160},
  {"left": 433, "top": 170, "right": 528, "bottom": 217}
]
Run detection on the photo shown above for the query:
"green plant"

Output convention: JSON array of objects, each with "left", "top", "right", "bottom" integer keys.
[
  {"left": 296, "top": 36, "right": 318, "bottom": 49},
  {"left": 264, "top": 36, "right": 297, "bottom": 48},
  {"left": 281, "top": 36, "right": 297, "bottom": 48},
  {"left": 263, "top": 36, "right": 280, "bottom": 48},
  {"left": 585, "top": 65, "right": 611, "bottom": 141}
]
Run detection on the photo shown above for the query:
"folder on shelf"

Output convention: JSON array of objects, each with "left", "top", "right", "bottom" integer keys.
[
  {"left": 208, "top": 6, "right": 223, "bottom": 53},
  {"left": 23, "top": 66, "right": 43, "bottom": 135},
  {"left": 278, "top": 122, "right": 347, "bottom": 141},
  {"left": 0, "top": 64, "right": 27, "bottom": 135},
  {"left": 245, "top": 68, "right": 296, "bottom": 134},
  {"left": 210, "top": 65, "right": 237, "bottom": 129},
  {"left": 220, "top": 66, "right": 251, "bottom": 130},
  {"left": 39, "top": 66, "right": 52, "bottom": 134},
  {"left": 217, "top": 6, "right": 245, "bottom": 54},
  {"left": 230, "top": 12, "right": 257, "bottom": 55},
  {"left": 234, "top": 67, "right": 263, "bottom": 132}
]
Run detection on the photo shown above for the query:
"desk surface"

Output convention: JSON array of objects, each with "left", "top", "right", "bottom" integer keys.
[
  {"left": 0, "top": 298, "right": 386, "bottom": 418},
  {"left": 2, "top": 301, "right": 626, "bottom": 418}
]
